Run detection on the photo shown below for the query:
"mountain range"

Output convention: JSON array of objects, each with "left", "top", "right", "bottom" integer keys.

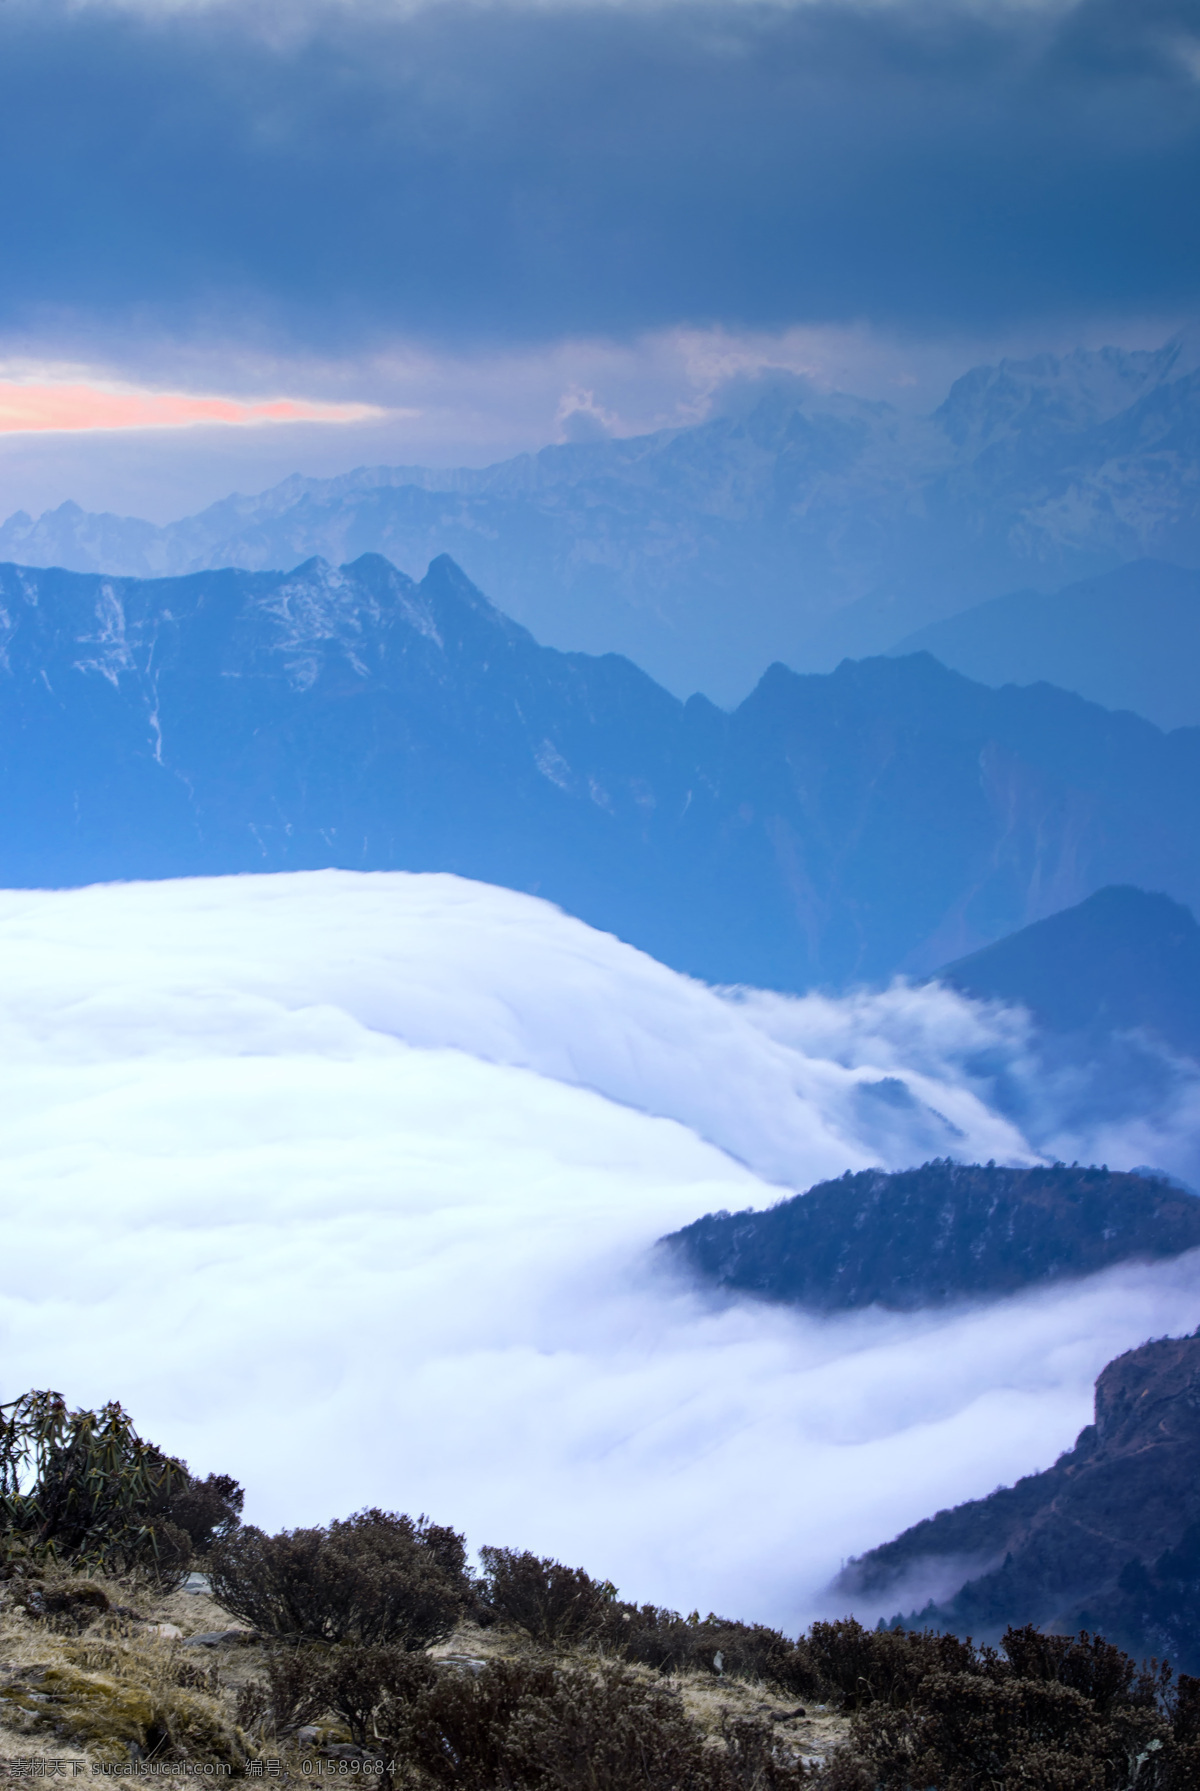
[
  {"left": 6, "top": 551, "right": 1200, "bottom": 990},
  {"left": 4, "top": 335, "right": 1200, "bottom": 704}
]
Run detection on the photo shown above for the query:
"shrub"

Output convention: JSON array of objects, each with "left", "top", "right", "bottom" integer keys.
[
  {"left": 210, "top": 1508, "right": 468, "bottom": 1646},
  {"left": 320, "top": 1644, "right": 438, "bottom": 1744},
  {"left": 0, "top": 1390, "right": 243, "bottom": 1588},
  {"left": 842, "top": 1668, "right": 1163, "bottom": 1791},
  {"left": 505, "top": 1662, "right": 787, "bottom": 1790},
  {"left": 999, "top": 1623, "right": 1166, "bottom": 1714},
  {"left": 605, "top": 1603, "right": 815, "bottom": 1693},
  {"left": 387, "top": 1657, "right": 561, "bottom": 1790},
  {"left": 161, "top": 1472, "right": 244, "bottom": 1560},
  {"left": 817, "top": 1627, "right": 1183, "bottom": 1789},
  {"left": 806, "top": 1617, "right": 974, "bottom": 1710},
  {"left": 1166, "top": 1674, "right": 1200, "bottom": 1789},
  {"left": 382, "top": 1658, "right": 810, "bottom": 1791},
  {"left": 478, "top": 1546, "right": 616, "bottom": 1645},
  {"left": 242, "top": 1648, "right": 331, "bottom": 1737}
]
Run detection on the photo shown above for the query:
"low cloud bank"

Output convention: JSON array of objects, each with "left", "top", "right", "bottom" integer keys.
[{"left": 0, "top": 870, "right": 1196, "bottom": 1631}]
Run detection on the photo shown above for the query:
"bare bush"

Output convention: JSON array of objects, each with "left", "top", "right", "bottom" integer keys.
[
  {"left": 321, "top": 1644, "right": 437, "bottom": 1744},
  {"left": 606, "top": 1603, "right": 814, "bottom": 1693},
  {"left": 806, "top": 1617, "right": 974, "bottom": 1711},
  {"left": 815, "top": 1626, "right": 1190, "bottom": 1789},
  {"left": 508, "top": 1662, "right": 810, "bottom": 1791},
  {"left": 388, "top": 1657, "right": 560, "bottom": 1790},
  {"left": 478, "top": 1546, "right": 615, "bottom": 1645},
  {"left": 210, "top": 1509, "right": 467, "bottom": 1646},
  {"left": 999, "top": 1623, "right": 1166, "bottom": 1714},
  {"left": 383, "top": 1658, "right": 810, "bottom": 1791}
]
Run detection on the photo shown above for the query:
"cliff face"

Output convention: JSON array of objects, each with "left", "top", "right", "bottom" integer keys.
[
  {"left": 661, "top": 1163, "right": 1200, "bottom": 1312},
  {"left": 835, "top": 1334, "right": 1200, "bottom": 1667}
]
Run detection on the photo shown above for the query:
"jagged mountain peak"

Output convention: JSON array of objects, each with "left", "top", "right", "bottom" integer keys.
[{"left": 2, "top": 332, "right": 1197, "bottom": 708}]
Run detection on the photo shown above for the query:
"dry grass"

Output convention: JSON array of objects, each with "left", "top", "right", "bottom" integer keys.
[
  {"left": 0, "top": 1569, "right": 248, "bottom": 1771},
  {"left": 0, "top": 1580, "right": 852, "bottom": 1779},
  {"left": 429, "top": 1617, "right": 852, "bottom": 1771}
]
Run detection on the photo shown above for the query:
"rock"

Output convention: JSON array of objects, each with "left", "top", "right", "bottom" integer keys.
[{"left": 182, "top": 1628, "right": 259, "bottom": 1648}]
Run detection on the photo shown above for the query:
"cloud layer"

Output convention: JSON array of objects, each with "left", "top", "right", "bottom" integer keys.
[
  {"left": 1, "top": 870, "right": 1198, "bottom": 1630},
  {"left": 0, "top": 0, "right": 1196, "bottom": 359}
]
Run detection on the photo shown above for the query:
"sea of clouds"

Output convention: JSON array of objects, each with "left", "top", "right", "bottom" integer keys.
[{"left": 0, "top": 869, "right": 1197, "bottom": 1631}]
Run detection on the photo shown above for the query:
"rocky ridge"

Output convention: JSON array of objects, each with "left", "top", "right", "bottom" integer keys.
[{"left": 834, "top": 1332, "right": 1200, "bottom": 1670}]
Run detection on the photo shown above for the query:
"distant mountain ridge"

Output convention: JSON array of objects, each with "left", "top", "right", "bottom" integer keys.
[
  {"left": 835, "top": 1333, "right": 1200, "bottom": 1670},
  {"left": 4, "top": 335, "right": 1200, "bottom": 703},
  {"left": 892, "top": 561, "right": 1200, "bottom": 732},
  {"left": 660, "top": 1163, "right": 1200, "bottom": 1313},
  {"left": 5, "top": 551, "right": 1200, "bottom": 989}
]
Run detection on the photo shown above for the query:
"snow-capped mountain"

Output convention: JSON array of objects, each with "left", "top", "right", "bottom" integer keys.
[
  {"left": 3, "top": 550, "right": 1200, "bottom": 991},
  {"left": 4, "top": 335, "right": 1200, "bottom": 703}
]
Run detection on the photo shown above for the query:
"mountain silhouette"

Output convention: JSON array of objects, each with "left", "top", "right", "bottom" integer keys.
[{"left": 935, "top": 886, "right": 1200, "bottom": 1064}]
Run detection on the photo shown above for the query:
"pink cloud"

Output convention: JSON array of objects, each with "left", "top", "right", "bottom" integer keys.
[{"left": 0, "top": 382, "right": 380, "bottom": 434}]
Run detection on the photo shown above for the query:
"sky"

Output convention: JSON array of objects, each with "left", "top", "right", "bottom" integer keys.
[
  {"left": 0, "top": 871, "right": 1198, "bottom": 1628},
  {"left": 0, "top": 0, "right": 1196, "bottom": 518}
]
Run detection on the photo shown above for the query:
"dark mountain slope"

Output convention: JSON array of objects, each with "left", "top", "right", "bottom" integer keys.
[
  {"left": 659, "top": 1163, "right": 1200, "bottom": 1313},
  {"left": 834, "top": 1333, "right": 1200, "bottom": 1669},
  {"left": 892, "top": 560, "right": 1200, "bottom": 732},
  {"left": 935, "top": 886, "right": 1200, "bottom": 1063},
  {"left": 4, "top": 553, "right": 1200, "bottom": 988}
]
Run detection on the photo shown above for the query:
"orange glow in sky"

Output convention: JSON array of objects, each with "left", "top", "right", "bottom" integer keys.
[{"left": 0, "top": 382, "right": 379, "bottom": 433}]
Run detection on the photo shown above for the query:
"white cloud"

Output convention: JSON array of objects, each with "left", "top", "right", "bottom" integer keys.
[{"left": 0, "top": 869, "right": 1196, "bottom": 1630}]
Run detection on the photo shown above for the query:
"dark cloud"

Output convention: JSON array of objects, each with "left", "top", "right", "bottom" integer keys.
[{"left": 2, "top": 0, "right": 1199, "bottom": 353}]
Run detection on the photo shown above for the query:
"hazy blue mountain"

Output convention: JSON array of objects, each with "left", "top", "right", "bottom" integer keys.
[
  {"left": 660, "top": 1163, "right": 1200, "bottom": 1313},
  {"left": 4, "top": 335, "right": 1200, "bottom": 704},
  {"left": 935, "top": 886, "right": 1200, "bottom": 1064},
  {"left": 834, "top": 1332, "right": 1200, "bottom": 1668},
  {"left": 5, "top": 552, "right": 1200, "bottom": 989},
  {"left": 891, "top": 561, "right": 1200, "bottom": 732}
]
